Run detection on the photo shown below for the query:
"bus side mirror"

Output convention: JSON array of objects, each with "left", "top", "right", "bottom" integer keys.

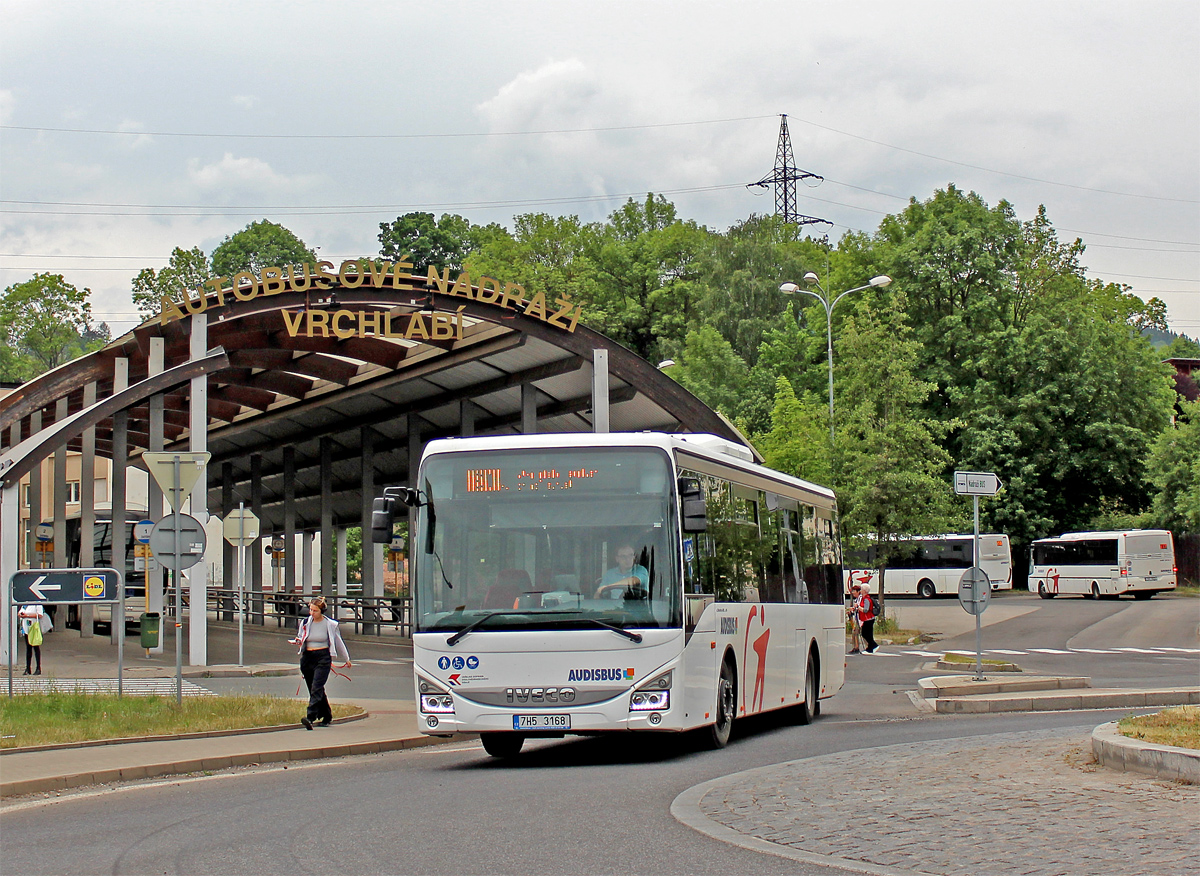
[
  {"left": 370, "top": 497, "right": 397, "bottom": 544},
  {"left": 679, "top": 477, "right": 707, "bottom": 533}
]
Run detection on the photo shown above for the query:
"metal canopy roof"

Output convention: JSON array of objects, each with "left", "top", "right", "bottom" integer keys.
[{"left": 0, "top": 273, "right": 744, "bottom": 533}]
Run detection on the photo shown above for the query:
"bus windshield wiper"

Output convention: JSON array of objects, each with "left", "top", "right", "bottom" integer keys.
[
  {"left": 570, "top": 617, "right": 643, "bottom": 643},
  {"left": 445, "top": 612, "right": 509, "bottom": 646}
]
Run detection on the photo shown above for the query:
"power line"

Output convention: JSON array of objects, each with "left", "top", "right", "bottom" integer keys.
[
  {"left": 0, "top": 184, "right": 748, "bottom": 218},
  {"left": 0, "top": 115, "right": 777, "bottom": 141},
  {"left": 784, "top": 114, "right": 1199, "bottom": 205}
]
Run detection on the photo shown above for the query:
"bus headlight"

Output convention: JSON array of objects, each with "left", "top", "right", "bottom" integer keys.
[
  {"left": 420, "top": 694, "right": 455, "bottom": 714},
  {"left": 417, "top": 674, "right": 455, "bottom": 714},
  {"left": 630, "top": 670, "right": 672, "bottom": 712}
]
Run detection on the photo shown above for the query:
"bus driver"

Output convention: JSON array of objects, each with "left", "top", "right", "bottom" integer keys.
[{"left": 594, "top": 544, "right": 649, "bottom": 599}]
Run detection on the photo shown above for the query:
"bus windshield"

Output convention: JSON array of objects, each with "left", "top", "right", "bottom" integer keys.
[{"left": 412, "top": 447, "right": 681, "bottom": 634}]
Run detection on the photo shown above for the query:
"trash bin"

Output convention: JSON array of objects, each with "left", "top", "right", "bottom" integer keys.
[{"left": 139, "top": 612, "right": 160, "bottom": 649}]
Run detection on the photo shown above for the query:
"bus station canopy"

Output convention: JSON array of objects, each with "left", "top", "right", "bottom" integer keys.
[{"left": 0, "top": 265, "right": 746, "bottom": 533}]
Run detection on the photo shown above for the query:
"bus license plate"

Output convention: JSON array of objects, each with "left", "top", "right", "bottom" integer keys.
[{"left": 513, "top": 714, "right": 570, "bottom": 730}]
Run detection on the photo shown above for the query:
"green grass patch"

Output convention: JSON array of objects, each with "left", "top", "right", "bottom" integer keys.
[
  {"left": 847, "top": 613, "right": 925, "bottom": 644},
  {"left": 1173, "top": 584, "right": 1200, "bottom": 598},
  {"left": 939, "top": 651, "right": 1016, "bottom": 667},
  {"left": 0, "top": 691, "right": 361, "bottom": 749},
  {"left": 1118, "top": 705, "right": 1200, "bottom": 750}
]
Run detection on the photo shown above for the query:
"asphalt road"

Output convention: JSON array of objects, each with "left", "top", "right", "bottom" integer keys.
[{"left": 2, "top": 593, "right": 1196, "bottom": 876}]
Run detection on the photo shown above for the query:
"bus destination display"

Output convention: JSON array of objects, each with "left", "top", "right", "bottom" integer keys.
[{"left": 464, "top": 466, "right": 599, "bottom": 494}]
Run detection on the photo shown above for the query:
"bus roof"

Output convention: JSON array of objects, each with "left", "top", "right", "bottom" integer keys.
[
  {"left": 1032, "top": 529, "right": 1173, "bottom": 543},
  {"left": 420, "top": 432, "right": 836, "bottom": 501}
]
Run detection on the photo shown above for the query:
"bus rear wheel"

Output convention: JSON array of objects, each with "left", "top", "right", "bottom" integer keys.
[
  {"left": 706, "top": 660, "right": 736, "bottom": 749},
  {"left": 1038, "top": 583, "right": 1056, "bottom": 599},
  {"left": 480, "top": 732, "right": 525, "bottom": 758},
  {"left": 1091, "top": 582, "right": 1101, "bottom": 600},
  {"left": 918, "top": 580, "right": 936, "bottom": 599}
]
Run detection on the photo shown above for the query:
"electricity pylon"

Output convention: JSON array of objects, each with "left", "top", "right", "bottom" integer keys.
[{"left": 748, "top": 114, "right": 832, "bottom": 229}]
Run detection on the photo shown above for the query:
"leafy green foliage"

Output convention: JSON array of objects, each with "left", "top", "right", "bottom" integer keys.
[
  {"left": 131, "top": 246, "right": 212, "bottom": 319},
  {"left": 378, "top": 212, "right": 505, "bottom": 273},
  {"left": 1146, "top": 400, "right": 1200, "bottom": 532},
  {"left": 758, "top": 377, "right": 831, "bottom": 486},
  {"left": 0, "top": 273, "right": 109, "bottom": 381},
  {"left": 833, "top": 293, "right": 962, "bottom": 609},
  {"left": 210, "top": 220, "right": 316, "bottom": 277}
]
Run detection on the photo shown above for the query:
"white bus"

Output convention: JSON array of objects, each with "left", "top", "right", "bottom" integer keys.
[
  {"left": 372, "top": 432, "right": 845, "bottom": 757},
  {"left": 845, "top": 534, "right": 1012, "bottom": 598},
  {"left": 1029, "top": 530, "right": 1177, "bottom": 600}
]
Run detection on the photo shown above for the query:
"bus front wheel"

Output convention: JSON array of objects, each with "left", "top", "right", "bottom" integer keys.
[
  {"left": 918, "top": 580, "right": 936, "bottom": 599},
  {"left": 706, "top": 660, "right": 736, "bottom": 749},
  {"left": 1038, "top": 583, "right": 1056, "bottom": 599},
  {"left": 480, "top": 732, "right": 525, "bottom": 758}
]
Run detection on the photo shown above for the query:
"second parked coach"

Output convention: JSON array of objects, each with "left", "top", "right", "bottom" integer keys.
[{"left": 1029, "top": 530, "right": 1177, "bottom": 599}]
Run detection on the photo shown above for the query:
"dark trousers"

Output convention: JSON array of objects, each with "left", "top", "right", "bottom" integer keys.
[
  {"left": 861, "top": 619, "right": 877, "bottom": 652},
  {"left": 300, "top": 648, "right": 333, "bottom": 724},
  {"left": 25, "top": 640, "right": 41, "bottom": 672}
]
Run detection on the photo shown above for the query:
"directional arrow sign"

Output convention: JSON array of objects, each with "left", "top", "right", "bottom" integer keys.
[
  {"left": 29, "top": 576, "right": 60, "bottom": 600},
  {"left": 10, "top": 568, "right": 120, "bottom": 604},
  {"left": 954, "top": 470, "right": 1002, "bottom": 496},
  {"left": 143, "top": 452, "right": 211, "bottom": 512}
]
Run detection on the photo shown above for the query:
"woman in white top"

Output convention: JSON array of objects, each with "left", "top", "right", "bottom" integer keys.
[
  {"left": 18, "top": 604, "right": 47, "bottom": 675},
  {"left": 289, "top": 596, "right": 351, "bottom": 730}
]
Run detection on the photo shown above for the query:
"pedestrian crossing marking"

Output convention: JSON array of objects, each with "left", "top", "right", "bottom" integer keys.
[
  {"left": 1028, "top": 648, "right": 1072, "bottom": 654},
  {"left": 1, "top": 678, "right": 216, "bottom": 696}
]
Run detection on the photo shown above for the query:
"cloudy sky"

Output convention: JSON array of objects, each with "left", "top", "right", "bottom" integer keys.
[{"left": 1, "top": 0, "right": 1197, "bottom": 337}]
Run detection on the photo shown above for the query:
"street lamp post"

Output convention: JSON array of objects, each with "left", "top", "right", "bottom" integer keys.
[{"left": 779, "top": 272, "right": 892, "bottom": 443}]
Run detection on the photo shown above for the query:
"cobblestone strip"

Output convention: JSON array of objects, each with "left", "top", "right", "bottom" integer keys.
[{"left": 672, "top": 729, "right": 1200, "bottom": 876}]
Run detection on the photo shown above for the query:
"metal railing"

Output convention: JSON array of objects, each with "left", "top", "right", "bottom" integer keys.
[{"left": 206, "top": 590, "right": 412, "bottom": 638}]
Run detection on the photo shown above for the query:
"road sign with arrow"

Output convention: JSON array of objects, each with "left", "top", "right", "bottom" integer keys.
[{"left": 9, "top": 568, "right": 120, "bottom": 604}]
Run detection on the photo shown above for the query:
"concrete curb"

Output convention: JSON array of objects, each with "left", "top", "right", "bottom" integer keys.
[
  {"left": 917, "top": 675, "right": 1090, "bottom": 699},
  {"left": 1092, "top": 721, "right": 1200, "bottom": 785},
  {"left": 0, "top": 731, "right": 455, "bottom": 798},
  {"left": 937, "top": 688, "right": 1200, "bottom": 714}
]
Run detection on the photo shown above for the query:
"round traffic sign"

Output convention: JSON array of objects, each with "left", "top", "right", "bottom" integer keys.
[
  {"left": 958, "top": 566, "right": 992, "bottom": 616},
  {"left": 133, "top": 519, "right": 156, "bottom": 544},
  {"left": 35, "top": 523, "right": 53, "bottom": 542},
  {"left": 149, "top": 514, "right": 208, "bottom": 570},
  {"left": 270, "top": 535, "right": 285, "bottom": 552}
]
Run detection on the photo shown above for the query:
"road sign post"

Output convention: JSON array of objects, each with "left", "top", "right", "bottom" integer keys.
[
  {"left": 144, "top": 451, "right": 210, "bottom": 705},
  {"left": 222, "top": 505, "right": 259, "bottom": 667},
  {"left": 953, "top": 470, "right": 1001, "bottom": 682}
]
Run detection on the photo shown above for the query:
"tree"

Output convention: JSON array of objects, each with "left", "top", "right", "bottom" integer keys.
[
  {"left": 671, "top": 325, "right": 750, "bottom": 421},
  {"left": 131, "top": 246, "right": 212, "bottom": 319},
  {"left": 757, "top": 377, "right": 831, "bottom": 487},
  {"left": 378, "top": 212, "right": 505, "bottom": 274},
  {"left": 0, "top": 273, "right": 109, "bottom": 381},
  {"left": 833, "top": 293, "right": 962, "bottom": 614},
  {"left": 210, "top": 220, "right": 316, "bottom": 277},
  {"left": 1146, "top": 400, "right": 1200, "bottom": 533}
]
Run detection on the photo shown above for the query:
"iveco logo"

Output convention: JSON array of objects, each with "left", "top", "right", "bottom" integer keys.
[{"left": 505, "top": 687, "right": 576, "bottom": 703}]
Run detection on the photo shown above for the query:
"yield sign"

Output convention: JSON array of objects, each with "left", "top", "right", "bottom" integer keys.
[{"left": 143, "top": 451, "right": 211, "bottom": 511}]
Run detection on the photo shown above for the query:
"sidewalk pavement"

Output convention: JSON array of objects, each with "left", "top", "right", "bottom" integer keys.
[
  {"left": 0, "top": 695, "right": 439, "bottom": 798},
  {"left": 673, "top": 727, "right": 1200, "bottom": 876}
]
